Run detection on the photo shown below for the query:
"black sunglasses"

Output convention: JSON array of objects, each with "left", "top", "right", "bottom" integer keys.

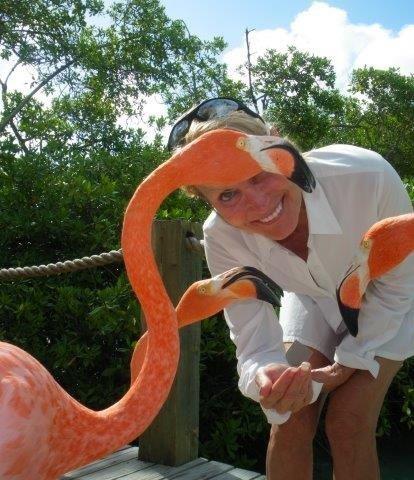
[{"left": 167, "top": 97, "right": 265, "bottom": 151}]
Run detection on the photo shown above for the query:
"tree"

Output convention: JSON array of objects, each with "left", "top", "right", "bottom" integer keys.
[
  {"left": 345, "top": 67, "right": 414, "bottom": 176},
  {"left": 250, "top": 46, "right": 345, "bottom": 151},
  {"left": 0, "top": 0, "right": 236, "bottom": 153},
  {"left": 0, "top": 0, "right": 224, "bottom": 411},
  {"left": 161, "top": 31, "right": 246, "bottom": 124}
]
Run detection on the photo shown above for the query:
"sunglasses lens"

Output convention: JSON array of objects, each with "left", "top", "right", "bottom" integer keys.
[
  {"left": 168, "top": 98, "right": 263, "bottom": 151},
  {"left": 197, "top": 98, "right": 239, "bottom": 120}
]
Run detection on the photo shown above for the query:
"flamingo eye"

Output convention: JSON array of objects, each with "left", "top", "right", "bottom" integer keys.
[
  {"left": 236, "top": 138, "right": 246, "bottom": 150},
  {"left": 362, "top": 239, "right": 370, "bottom": 249},
  {"left": 198, "top": 286, "right": 207, "bottom": 294}
]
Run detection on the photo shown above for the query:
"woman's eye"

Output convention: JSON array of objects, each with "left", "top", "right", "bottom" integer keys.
[{"left": 219, "top": 190, "right": 237, "bottom": 202}]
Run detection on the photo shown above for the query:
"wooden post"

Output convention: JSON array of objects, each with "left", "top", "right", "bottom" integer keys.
[{"left": 138, "top": 219, "right": 203, "bottom": 466}]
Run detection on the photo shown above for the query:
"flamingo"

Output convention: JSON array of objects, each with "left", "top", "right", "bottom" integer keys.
[
  {"left": 0, "top": 129, "right": 312, "bottom": 479},
  {"left": 130, "top": 266, "right": 283, "bottom": 383},
  {"left": 337, "top": 213, "right": 414, "bottom": 336}
]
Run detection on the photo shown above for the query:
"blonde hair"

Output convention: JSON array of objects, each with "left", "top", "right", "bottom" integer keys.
[{"left": 177, "top": 111, "right": 271, "bottom": 197}]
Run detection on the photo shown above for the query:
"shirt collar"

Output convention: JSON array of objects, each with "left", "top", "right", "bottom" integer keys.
[{"left": 304, "top": 179, "right": 342, "bottom": 235}]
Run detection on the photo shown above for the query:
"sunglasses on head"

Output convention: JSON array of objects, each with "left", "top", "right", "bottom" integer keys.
[{"left": 167, "top": 97, "right": 265, "bottom": 151}]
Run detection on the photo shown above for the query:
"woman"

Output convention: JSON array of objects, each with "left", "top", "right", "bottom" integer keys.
[{"left": 167, "top": 97, "right": 414, "bottom": 480}]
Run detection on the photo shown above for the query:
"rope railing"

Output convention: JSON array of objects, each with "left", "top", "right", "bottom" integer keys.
[{"left": 0, "top": 234, "right": 205, "bottom": 282}]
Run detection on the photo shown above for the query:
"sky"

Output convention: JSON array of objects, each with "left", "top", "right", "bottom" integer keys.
[
  {"left": 160, "top": 0, "right": 414, "bottom": 89},
  {"left": 161, "top": 0, "right": 414, "bottom": 49},
  {"left": 2, "top": 1, "right": 414, "bottom": 138},
  {"left": 146, "top": 0, "right": 414, "bottom": 127}
]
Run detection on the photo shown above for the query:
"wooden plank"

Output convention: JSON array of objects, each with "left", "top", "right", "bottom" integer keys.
[
  {"left": 118, "top": 457, "right": 207, "bottom": 480},
  {"left": 71, "top": 457, "right": 154, "bottom": 480},
  {"left": 63, "top": 447, "right": 140, "bottom": 478},
  {"left": 212, "top": 467, "right": 264, "bottom": 479},
  {"left": 168, "top": 460, "right": 234, "bottom": 479},
  {"left": 138, "top": 220, "right": 203, "bottom": 466}
]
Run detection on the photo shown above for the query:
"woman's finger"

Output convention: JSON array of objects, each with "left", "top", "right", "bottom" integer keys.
[
  {"left": 276, "top": 363, "right": 311, "bottom": 413},
  {"left": 255, "top": 369, "right": 273, "bottom": 397},
  {"left": 289, "top": 379, "right": 314, "bottom": 413},
  {"left": 260, "top": 368, "right": 297, "bottom": 409}
]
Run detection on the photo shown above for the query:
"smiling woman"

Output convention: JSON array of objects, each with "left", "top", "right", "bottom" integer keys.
[{"left": 169, "top": 97, "right": 414, "bottom": 480}]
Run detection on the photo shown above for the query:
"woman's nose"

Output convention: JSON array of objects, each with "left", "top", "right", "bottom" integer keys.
[{"left": 244, "top": 186, "right": 268, "bottom": 211}]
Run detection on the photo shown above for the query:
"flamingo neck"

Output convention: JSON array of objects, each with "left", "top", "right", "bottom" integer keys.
[{"left": 60, "top": 161, "right": 184, "bottom": 467}]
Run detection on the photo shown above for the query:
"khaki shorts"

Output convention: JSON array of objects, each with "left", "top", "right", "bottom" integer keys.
[{"left": 279, "top": 292, "right": 414, "bottom": 363}]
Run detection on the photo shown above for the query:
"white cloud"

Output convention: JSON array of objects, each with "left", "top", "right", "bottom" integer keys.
[{"left": 223, "top": 1, "right": 414, "bottom": 92}]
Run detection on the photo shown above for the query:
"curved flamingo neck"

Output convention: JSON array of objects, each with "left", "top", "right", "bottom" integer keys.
[{"left": 56, "top": 162, "right": 184, "bottom": 470}]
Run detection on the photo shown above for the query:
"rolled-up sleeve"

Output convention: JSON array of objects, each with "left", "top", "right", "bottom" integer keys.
[
  {"left": 204, "top": 227, "right": 288, "bottom": 401},
  {"left": 335, "top": 160, "right": 414, "bottom": 377}
]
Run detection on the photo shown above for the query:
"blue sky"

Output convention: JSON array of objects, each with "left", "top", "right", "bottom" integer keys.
[{"left": 161, "top": 0, "right": 414, "bottom": 49}]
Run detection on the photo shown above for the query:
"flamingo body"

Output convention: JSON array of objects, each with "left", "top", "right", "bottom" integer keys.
[{"left": 0, "top": 129, "right": 309, "bottom": 479}]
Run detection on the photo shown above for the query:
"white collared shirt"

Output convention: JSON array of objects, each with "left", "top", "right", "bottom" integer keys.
[{"left": 203, "top": 144, "right": 414, "bottom": 417}]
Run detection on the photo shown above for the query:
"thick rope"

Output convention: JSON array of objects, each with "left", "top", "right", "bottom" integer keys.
[{"left": 0, "top": 236, "right": 205, "bottom": 282}]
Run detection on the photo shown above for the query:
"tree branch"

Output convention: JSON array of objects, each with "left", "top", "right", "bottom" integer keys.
[
  {"left": 10, "top": 119, "right": 30, "bottom": 155},
  {"left": 0, "top": 59, "right": 75, "bottom": 135},
  {"left": 245, "top": 28, "right": 259, "bottom": 114}
]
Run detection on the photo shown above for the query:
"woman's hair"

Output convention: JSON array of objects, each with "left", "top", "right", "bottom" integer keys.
[{"left": 177, "top": 111, "right": 271, "bottom": 197}]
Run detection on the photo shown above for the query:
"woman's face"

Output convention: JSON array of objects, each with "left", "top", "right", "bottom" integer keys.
[{"left": 198, "top": 171, "right": 304, "bottom": 241}]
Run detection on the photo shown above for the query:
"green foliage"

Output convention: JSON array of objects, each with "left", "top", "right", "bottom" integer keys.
[
  {"left": 247, "top": 45, "right": 414, "bottom": 179},
  {"left": 403, "top": 177, "right": 414, "bottom": 202},
  {"left": 0, "top": 272, "right": 138, "bottom": 408},
  {"left": 345, "top": 67, "right": 414, "bottom": 176},
  {"left": 251, "top": 46, "right": 345, "bottom": 151}
]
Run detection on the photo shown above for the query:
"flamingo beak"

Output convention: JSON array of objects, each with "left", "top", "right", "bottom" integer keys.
[
  {"left": 260, "top": 140, "right": 316, "bottom": 193},
  {"left": 221, "top": 266, "right": 283, "bottom": 307},
  {"left": 336, "top": 269, "right": 361, "bottom": 337}
]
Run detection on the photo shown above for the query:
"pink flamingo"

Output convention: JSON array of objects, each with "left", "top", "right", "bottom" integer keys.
[
  {"left": 0, "top": 129, "right": 310, "bottom": 479},
  {"left": 337, "top": 213, "right": 414, "bottom": 336}
]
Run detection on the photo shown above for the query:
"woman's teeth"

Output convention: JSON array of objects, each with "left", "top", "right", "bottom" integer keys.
[{"left": 259, "top": 202, "right": 283, "bottom": 224}]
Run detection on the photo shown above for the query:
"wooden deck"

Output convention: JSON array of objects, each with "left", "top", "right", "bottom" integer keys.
[{"left": 62, "top": 446, "right": 266, "bottom": 480}]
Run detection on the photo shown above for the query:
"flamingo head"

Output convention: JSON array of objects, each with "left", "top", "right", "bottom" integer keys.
[
  {"left": 176, "top": 129, "right": 315, "bottom": 193},
  {"left": 176, "top": 266, "right": 283, "bottom": 327},
  {"left": 235, "top": 135, "right": 316, "bottom": 192},
  {"left": 336, "top": 213, "right": 414, "bottom": 337},
  {"left": 336, "top": 239, "right": 372, "bottom": 337}
]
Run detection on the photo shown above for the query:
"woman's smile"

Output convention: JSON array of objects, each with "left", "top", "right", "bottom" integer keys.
[{"left": 253, "top": 197, "right": 284, "bottom": 225}]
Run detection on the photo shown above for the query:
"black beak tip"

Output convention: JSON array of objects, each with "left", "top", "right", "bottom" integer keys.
[
  {"left": 336, "top": 290, "right": 359, "bottom": 337},
  {"left": 250, "top": 277, "right": 282, "bottom": 308},
  {"left": 291, "top": 163, "right": 316, "bottom": 193},
  {"left": 222, "top": 266, "right": 283, "bottom": 307}
]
